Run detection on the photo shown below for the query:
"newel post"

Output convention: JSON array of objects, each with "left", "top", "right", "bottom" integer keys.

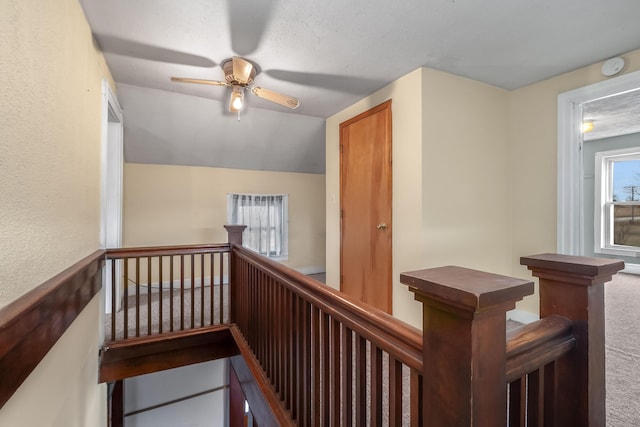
[
  {"left": 224, "top": 225, "right": 246, "bottom": 323},
  {"left": 520, "top": 254, "right": 624, "bottom": 427},
  {"left": 401, "top": 266, "right": 534, "bottom": 427}
]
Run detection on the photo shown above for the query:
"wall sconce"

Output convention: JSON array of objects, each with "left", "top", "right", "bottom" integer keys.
[{"left": 582, "top": 120, "right": 595, "bottom": 133}]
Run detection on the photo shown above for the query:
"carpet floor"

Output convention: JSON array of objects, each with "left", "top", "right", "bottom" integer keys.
[{"left": 606, "top": 272, "right": 640, "bottom": 426}]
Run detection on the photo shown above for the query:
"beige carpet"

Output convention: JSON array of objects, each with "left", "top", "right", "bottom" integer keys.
[{"left": 606, "top": 272, "right": 640, "bottom": 426}]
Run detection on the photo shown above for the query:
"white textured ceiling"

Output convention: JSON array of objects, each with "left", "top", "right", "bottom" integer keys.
[{"left": 80, "top": 0, "right": 640, "bottom": 173}]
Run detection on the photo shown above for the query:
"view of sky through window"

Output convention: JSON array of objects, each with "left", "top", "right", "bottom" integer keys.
[{"left": 613, "top": 159, "right": 640, "bottom": 201}]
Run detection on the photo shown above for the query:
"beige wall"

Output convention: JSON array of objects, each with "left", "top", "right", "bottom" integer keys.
[
  {"left": 422, "top": 69, "right": 511, "bottom": 273},
  {"left": 123, "top": 163, "right": 326, "bottom": 271},
  {"left": 507, "top": 49, "right": 640, "bottom": 313},
  {"left": 326, "top": 68, "right": 511, "bottom": 329},
  {"left": 0, "top": 0, "right": 113, "bottom": 424}
]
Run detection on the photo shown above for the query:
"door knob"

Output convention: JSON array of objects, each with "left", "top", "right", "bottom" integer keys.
[{"left": 377, "top": 223, "right": 388, "bottom": 230}]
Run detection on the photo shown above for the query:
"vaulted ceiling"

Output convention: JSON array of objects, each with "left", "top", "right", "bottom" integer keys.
[{"left": 80, "top": 0, "right": 640, "bottom": 173}]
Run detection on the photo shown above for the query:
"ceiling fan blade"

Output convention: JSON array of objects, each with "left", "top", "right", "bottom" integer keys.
[
  {"left": 251, "top": 87, "right": 300, "bottom": 109},
  {"left": 228, "top": 0, "right": 276, "bottom": 56},
  {"left": 232, "top": 56, "right": 254, "bottom": 84},
  {"left": 170, "top": 77, "right": 229, "bottom": 86}
]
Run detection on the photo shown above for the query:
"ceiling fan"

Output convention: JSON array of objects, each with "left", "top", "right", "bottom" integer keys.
[{"left": 170, "top": 56, "right": 300, "bottom": 115}]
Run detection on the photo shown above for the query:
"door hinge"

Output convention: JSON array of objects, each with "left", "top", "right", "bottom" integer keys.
[
  {"left": 340, "top": 144, "right": 343, "bottom": 153},
  {"left": 340, "top": 209, "right": 344, "bottom": 218}
]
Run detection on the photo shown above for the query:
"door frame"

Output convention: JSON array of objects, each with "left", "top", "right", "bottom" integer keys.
[
  {"left": 100, "top": 79, "right": 124, "bottom": 316},
  {"left": 558, "top": 69, "right": 640, "bottom": 258}
]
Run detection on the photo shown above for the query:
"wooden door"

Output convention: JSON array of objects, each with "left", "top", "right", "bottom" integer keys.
[{"left": 340, "top": 100, "right": 392, "bottom": 313}]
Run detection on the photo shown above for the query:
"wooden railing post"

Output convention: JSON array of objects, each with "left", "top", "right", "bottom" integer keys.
[
  {"left": 401, "top": 266, "right": 534, "bottom": 427},
  {"left": 224, "top": 225, "right": 246, "bottom": 247},
  {"left": 225, "top": 225, "right": 246, "bottom": 324},
  {"left": 520, "top": 254, "right": 624, "bottom": 427}
]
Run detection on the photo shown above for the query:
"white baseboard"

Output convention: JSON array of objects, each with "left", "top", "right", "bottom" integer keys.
[
  {"left": 507, "top": 309, "right": 539, "bottom": 325},
  {"left": 295, "top": 266, "right": 326, "bottom": 275},
  {"left": 621, "top": 262, "right": 640, "bottom": 275}
]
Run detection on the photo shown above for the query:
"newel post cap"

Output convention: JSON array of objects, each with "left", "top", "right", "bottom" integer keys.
[
  {"left": 224, "top": 225, "right": 246, "bottom": 246},
  {"left": 401, "top": 266, "right": 534, "bottom": 312},
  {"left": 520, "top": 253, "right": 624, "bottom": 285}
]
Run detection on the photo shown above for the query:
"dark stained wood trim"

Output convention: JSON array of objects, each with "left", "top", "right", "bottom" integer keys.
[
  {"left": 232, "top": 246, "right": 423, "bottom": 371},
  {"left": 106, "top": 243, "right": 230, "bottom": 259},
  {"left": 0, "top": 250, "right": 104, "bottom": 410},
  {"left": 505, "top": 315, "right": 575, "bottom": 382},
  {"left": 99, "top": 326, "right": 238, "bottom": 382},
  {"left": 230, "top": 326, "right": 295, "bottom": 427}
]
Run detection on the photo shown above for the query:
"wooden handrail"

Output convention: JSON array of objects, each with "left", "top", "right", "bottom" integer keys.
[
  {"left": 0, "top": 250, "right": 104, "bottom": 410},
  {"left": 505, "top": 314, "right": 575, "bottom": 382},
  {"left": 233, "top": 245, "right": 423, "bottom": 371},
  {"left": 106, "top": 243, "right": 230, "bottom": 259}
]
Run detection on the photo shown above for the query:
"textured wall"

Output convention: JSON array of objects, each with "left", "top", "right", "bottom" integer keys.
[
  {"left": 0, "top": 0, "right": 114, "bottom": 307},
  {"left": 0, "top": 0, "right": 114, "bottom": 424}
]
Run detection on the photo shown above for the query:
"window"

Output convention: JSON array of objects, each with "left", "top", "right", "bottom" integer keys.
[
  {"left": 594, "top": 147, "right": 640, "bottom": 256},
  {"left": 227, "top": 193, "right": 288, "bottom": 259}
]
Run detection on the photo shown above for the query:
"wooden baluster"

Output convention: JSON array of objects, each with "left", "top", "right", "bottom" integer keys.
[
  {"left": 123, "top": 258, "right": 129, "bottom": 340},
  {"left": 520, "top": 254, "right": 624, "bottom": 427},
  {"left": 218, "top": 252, "right": 223, "bottom": 324},
  {"left": 543, "top": 362, "right": 555, "bottom": 427},
  {"left": 283, "top": 286, "right": 290, "bottom": 409},
  {"left": 180, "top": 255, "right": 185, "bottom": 330},
  {"left": 331, "top": 318, "right": 341, "bottom": 426},
  {"left": 370, "top": 344, "right": 383, "bottom": 426},
  {"left": 291, "top": 292, "right": 299, "bottom": 421},
  {"left": 200, "top": 253, "right": 205, "bottom": 327},
  {"left": 509, "top": 377, "right": 526, "bottom": 427},
  {"left": 158, "top": 256, "right": 163, "bottom": 334},
  {"left": 135, "top": 257, "right": 140, "bottom": 337},
  {"left": 388, "top": 356, "right": 403, "bottom": 427},
  {"left": 302, "top": 299, "right": 312, "bottom": 427},
  {"left": 402, "top": 266, "right": 534, "bottom": 427},
  {"left": 342, "top": 326, "right": 353, "bottom": 427},
  {"left": 312, "top": 306, "right": 321, "bottom": 426},
  {"left": 169, "top": 255, "right": 174, "bottom": 332},
  {"left": 527, "top": 369, "right": 542, "bottom": 427},
  {"left": 111, "top": 259, "right": 116, "bottom": 341},
  {"left": 321, "top": 311, "right": 330, "bottom": 425},
  {"left": 147, "top": 256, "right": 151, "bottom": 335},
  {"left": 355, "top": 334, "right": 366, "bottom": 426},
  {"left": 409, "top": 369, "right": 421, "bottom": 427},
  {"left": 210, "top": 252, "right": 214, "bottom": 325},
  {"left": 190, "top": 254, "right": 195, "bottom": 329}
]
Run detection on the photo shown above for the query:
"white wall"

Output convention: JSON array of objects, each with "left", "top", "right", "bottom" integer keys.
[
  {"left": 0, "top": 0, "right": 114, "bottom": 424},
  {"left": 124, "top": 360, "right": 228, "bottom": 427}
]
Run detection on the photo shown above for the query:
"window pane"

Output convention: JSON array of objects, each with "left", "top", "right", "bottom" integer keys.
[{"left": 612, "top": 159, "right": 640, "bottom": 246}]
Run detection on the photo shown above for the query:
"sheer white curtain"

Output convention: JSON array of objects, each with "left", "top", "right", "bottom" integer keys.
[{"left": 227, "top": 194, "right": 288, "bottom": 258}]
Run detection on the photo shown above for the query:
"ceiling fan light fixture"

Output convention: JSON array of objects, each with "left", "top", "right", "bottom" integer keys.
[{"left": 229, "top": 86, "right": 245, "bottom": 113}]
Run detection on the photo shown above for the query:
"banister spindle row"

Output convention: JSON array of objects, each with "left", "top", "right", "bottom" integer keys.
[{"left": 105, "top": 245, "right": 231, "bottom": 341}]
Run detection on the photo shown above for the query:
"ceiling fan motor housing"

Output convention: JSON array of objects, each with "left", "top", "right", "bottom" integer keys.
[{"left": 222, "top": 58, "right": 257, "bottom": 86}]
